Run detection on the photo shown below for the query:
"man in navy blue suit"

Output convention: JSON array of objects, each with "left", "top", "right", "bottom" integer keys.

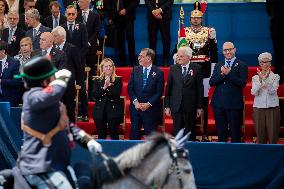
[
  {"left": 25, "top": 9, "right": 52, "bottom": 50},
  {"left": 209, "top": 42, "right": 248, "bottom": 143},
  {"left": 0, "top": 41, "right": 23, "bottom": 107},
  {"left": 127, "top": 48, "right": 164, "bottom": 140}
]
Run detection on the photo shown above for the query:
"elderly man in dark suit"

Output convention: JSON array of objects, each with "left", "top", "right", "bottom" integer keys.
[
  {"left": 18, "top": 0, "right": 36, "bottom": 31},
  {"left": 0, "top": 41, "right": 23, "bottom": 107},
  {"left": 52, "top": 26, "right": 88, "bottom": 123},
  {"left": 165, "top": 47, "right": 203, "bottom": 141},
  {"left": 209, "top": 42, "right": 248, "bottom": 143},
  {"left": 2, "top": 11, "right": 25, "bottom": 57},
  {"left": 25, "top": 9, "right": 52, "bottom": 50},
  {"left": 127, "top": 48, "right": 164, "bottom": 140},
  {"left": 111, "top": 0, "right": 139, "bottom": 66},
  {"left": 145, "top": 0, "right": 173, "bottom": 66},
  {"left": 44, "top": 1, "right": 67, "bottom": 29}
]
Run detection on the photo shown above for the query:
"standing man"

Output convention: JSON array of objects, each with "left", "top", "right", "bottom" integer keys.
[
  {"left": 165, "top": 47, "right": 203, "bottom": 141},
  {"left": 0, "top": 41, "right": 23, "bottom": 107},
  {"left": 184, "top": 1, "right": 218, "bottom": 140},
  {"left": 127, "top": 48, "right": 164, "bottom": 140},
  {"left": 209, "top": 42, "right": 248, "bottom": 143},
  {"left": 2, "top": 11, "right": 25, "bottom": 57},
  {"left": 25, "top": 9, "right": 52, "bottom": 50},
  {"left": 62, "top": 5, "right": 89, "bottom": 121},
  {"left": 145, "top": 0, "right": 173, "bottom": 66},
  {"left": 18, "top": 0, "right": 36, "bottom": 31},
  {"left": 111, "top": 0, "right": 139, "bottom": 66},
  {"left": 77, "top": 0, "right": 100, "bottom": 95},
  {"left": 44, "top": 1, "right": 67, "bottom": 29},
  {"left": 52, "top": 26, "right": 88, "bottom": 123}
]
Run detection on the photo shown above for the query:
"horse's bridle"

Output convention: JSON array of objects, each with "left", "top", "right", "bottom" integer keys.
[{"left": 128, "top": 140, "right": 189, "bottom": 189}]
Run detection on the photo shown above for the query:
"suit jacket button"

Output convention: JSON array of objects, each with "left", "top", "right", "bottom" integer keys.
[{"left": 224, "top": 82, "right": 226, "bottom": 84}]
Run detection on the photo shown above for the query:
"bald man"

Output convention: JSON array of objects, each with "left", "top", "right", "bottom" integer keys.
[
  {"left": 33, "top": 32, "right": 67, "bottom": 70},
  {"left": 209, "top": 41, "right": 248, "bottom": 143}
]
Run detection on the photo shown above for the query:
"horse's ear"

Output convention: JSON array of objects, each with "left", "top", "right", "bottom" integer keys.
[
  {"left": 175, "top": 128, "right": 185, "bottom": 141},
  {"left": 176, "top": 132, "right": 191, "bottom": 148}
]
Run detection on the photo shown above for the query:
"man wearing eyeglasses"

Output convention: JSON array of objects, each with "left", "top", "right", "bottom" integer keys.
[
  {"left": 62, "top": 5, "right": 89, "bottom": 121},
  {"left": 209, "top": 42, "right": 248, "bottom": 143}
]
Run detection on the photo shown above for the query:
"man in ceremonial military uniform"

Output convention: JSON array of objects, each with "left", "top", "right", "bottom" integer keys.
[{"left": 182, "top": 1, "right": 218, "bottom": 140}]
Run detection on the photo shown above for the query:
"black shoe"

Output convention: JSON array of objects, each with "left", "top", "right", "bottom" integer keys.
[{"left": 77, "top": 116, "right": 89, "bottom": 122}]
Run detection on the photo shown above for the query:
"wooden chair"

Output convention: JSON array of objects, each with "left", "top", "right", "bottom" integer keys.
[
  {"left": 74, "top": 85, "right": 81, "bottom": 122},
  {"left": 96, "top": 50, "right": 102, "bottom": 76},
  {"left": 118, "top": 96, "right": 126, "bottom": 139},
  {"left": 157, "top": 96, "right": 165, "bottom": 133},
  {"left": 84, "top": 66, "right": 91, "bottom": 98}
]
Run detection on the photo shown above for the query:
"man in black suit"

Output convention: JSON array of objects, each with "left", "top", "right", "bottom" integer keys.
[
  {"left": 18, "top": 0, "right": 36, "bottom": 31},
  {"left": 127, "top": 48, "right": 164, "bottom": 140},
  {"left": 2, "top": 11, "right": 25, "bottom": 57},
  {"left": 44, "top": 1, "right": 67, "bottom": 29},
  {"left": 145, "top": 0, "right": 173, "bottom": 66},
  {"left": 165, "top": 47, "right": 203, "bottom": 141},
  {"left": 77, "top": 0, "right": 100, "bottom": 96},
  {"left": 25, "top": 9, "right": 52, "bottom": 50},
  {"left": 62, "top": 5, "right": 89, "bottom": 67},
  {"left": 0, "top": 41, "right": 23, "bottom": 107},
  {"left": 111, "top": 0, "right": 139, "bottom": 66},
  {"left": 209, "top": 42, "right": 248, "bottom": 143},
  {"left": 52, "top": 26, "right": 88, "bottom": 123}
]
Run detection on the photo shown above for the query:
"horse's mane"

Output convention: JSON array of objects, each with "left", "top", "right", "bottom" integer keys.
[{"left": 114, "top": 133, "right": 170, "bottom": 171}]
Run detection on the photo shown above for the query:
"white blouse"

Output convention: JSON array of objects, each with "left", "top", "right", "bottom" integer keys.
[{"left": 251, "top": 71, "right": 280, "bottom": 108}]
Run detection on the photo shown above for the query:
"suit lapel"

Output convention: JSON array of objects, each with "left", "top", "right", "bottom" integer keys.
[
  {"left": 138, "top": 66, "right": 143, "bottom": 89},
  {"left": 177, "top": 64, "right": 183, "bottom": 82}
]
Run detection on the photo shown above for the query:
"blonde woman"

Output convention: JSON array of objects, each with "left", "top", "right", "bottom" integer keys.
[
  {"left": 92, "top": 58, "right": 123, "bottom": 139},
  {"left": 14, "top": 37, "right": 33, "bottom": 64},
  {"left": 251, "top": 52, "right": 280, "bottom": 144}
]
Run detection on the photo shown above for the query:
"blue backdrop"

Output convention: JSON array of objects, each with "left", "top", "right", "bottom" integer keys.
[{"left": 105, "top": 2, "right": 272, "bottom": 66}]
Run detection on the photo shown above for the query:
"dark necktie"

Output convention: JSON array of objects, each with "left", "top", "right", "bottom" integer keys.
[
  {"left": 42, "top": 50, "right": 47, "bottom": 56},
  {"left": 226, "top": 60, "right": 231, "bottom": 68},
  {"left": 83, "top": 11, "right": 87, "bottom": 24},
  {"left": 54, "top": 17, "right": 59, "bottom": 28},
  {"left": 8, "top": 28, "right": 13, "bottom": 44},
  {"left": 68, "top": 24, "right": 73, "bottom": 38},
  {"left": 182, "top": 66, "right": 187, "bottom": 78},
  {"left": 33, "top": 28, "right": 37, "bottom": 39},
  {"left": 142, "top": 68, "right": 148, "bottom": 88}
]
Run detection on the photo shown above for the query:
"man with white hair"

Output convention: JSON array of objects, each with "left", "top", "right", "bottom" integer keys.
[
  {"left": 52, "top": 26, "right": 88, "bottom": 123},
  {"left": 165, "top": 46, "right": 204, "bottom": 141},
  {"left": 25, "top": 9, "right": 51, "bottom": 50},
  {"left": 2, "top": 11, "right": 25, "bottom": 56}
]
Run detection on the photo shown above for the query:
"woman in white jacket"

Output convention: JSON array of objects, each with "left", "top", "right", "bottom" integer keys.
[{"left": 251, "top": 52, "right": 281, "bottom": 144}]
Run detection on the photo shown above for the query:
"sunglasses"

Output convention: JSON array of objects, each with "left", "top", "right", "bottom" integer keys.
[
  {"left": 67, "top": 13, "right": 76, "bottom": 16},
  {"left": 28, "top": 6, "right": 35, "bottom": 8}
]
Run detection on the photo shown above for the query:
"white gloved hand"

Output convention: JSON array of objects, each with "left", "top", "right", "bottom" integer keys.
[
  {"left": 209, "top": 28, "right": 216, "bottom": 39},
  {"left": 55, "top": 69, "right": 71, "bottom": 83},
  {"left": 87, "top": 139, "right": 103, "bottom": 155}
]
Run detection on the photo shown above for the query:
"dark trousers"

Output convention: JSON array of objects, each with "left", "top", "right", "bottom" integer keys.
[
  {"left": 130, "top": 106, "right": 157, "bottom": 140},
  {"left": 213, "top": 108, "right": 242, "bottom": 143},
  {"left": 115, "top": 17, "right": 136, "bottom": 66},
  {"left": 148, "top": 18, "right": 171, "bottom": 66},
  {"left": 203, "top": 97, "right": 209, "bottom": 136},
  {"left": 62, "top": 80, "right": 76, "bottom": 123},
  {"left": 172, "top": 108, "right": 197, "bottom": 141},
  {"left": 94, "top": 117, "right": 120, "bottom": 140}
]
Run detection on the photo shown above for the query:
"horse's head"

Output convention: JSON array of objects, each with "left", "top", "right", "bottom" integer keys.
[{"left": 108, "top": 131, "right": 196, "bottom": 189}]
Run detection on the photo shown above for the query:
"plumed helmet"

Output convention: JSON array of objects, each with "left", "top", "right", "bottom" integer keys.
[
  {"left": 14, "top": 56, "right": 57, "bottom": 80},
  {"left": 191, "top": 1, "right": 207, "bottom": 18}
]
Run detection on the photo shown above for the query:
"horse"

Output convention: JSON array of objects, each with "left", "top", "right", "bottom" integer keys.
[
  {"left": 1, "top": 130, "right": 196, "bottom": 189},
  {"left": 90, "top": 130, "right": 197, "bottom": 189}
]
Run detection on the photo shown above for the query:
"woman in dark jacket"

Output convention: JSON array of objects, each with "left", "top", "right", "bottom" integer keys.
[{"left": 92, "top": 58, "right": 123, "bottom": 139}]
